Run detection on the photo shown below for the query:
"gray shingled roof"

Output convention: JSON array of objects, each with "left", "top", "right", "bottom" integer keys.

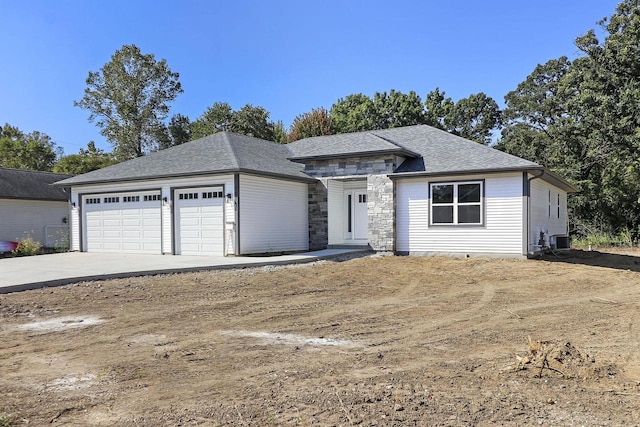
[
  {"left": 288, "top": 125, "right": 540, "bottom": 174},
  {"left": 0, "top": 168, "right": 71, "bottom": 201},
  {"left": 378, "top": 125, "right": 540, "bottom": 174},
  {"left": 53, "top": 125, "right": 575, "bottom": 192},
  {"left": 286, "top": 131, "right": 420, "bottom": 160},
  {"left": 54, "top": 132, "right": 313, "bottom": 186}
]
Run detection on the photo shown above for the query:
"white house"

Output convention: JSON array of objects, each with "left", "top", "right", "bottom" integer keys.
[
  {"left": 0, "top": 168, "right": 71, "bottom": 247},
  {"left": 54, "top": 125, "right": 577, "bottom": 258}
]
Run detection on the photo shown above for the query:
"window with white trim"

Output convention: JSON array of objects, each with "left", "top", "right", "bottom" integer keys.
[{"left": 430, "top": 181, "right": 483, "bottom": 225}]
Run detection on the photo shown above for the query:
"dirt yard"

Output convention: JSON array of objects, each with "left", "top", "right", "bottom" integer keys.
[{"left": 2, "top": 249, "right": 640, "bottom": 426}]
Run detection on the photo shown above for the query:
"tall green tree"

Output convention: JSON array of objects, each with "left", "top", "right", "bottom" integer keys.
[
  {"left": 0, "top": 123, "right": 61, "bottom": 171},
  {"left": 157, "top": 114, "right": 192, "bottom": 149},
  {"left": 53, "top": 141, "right": 117, "bottom": 174},
  {"left": 75, "top": 44, "right": 183, "bottom": 160},
  {"left": 272, "top": 120, "right": 288, "bottom": 144},
  {"left": 190, "top": 103, "right": 276, "bottom": 141},
  {"left": 230, "top": 104, "right": 275, "bottom": 141},
  {"left": 445, "top": 93, "right": 501, "bottom": 144},
  {"left": 498, "top": 0, "right": 640, "bottom": 239},
  {"left": 330, "top": 93, "right": 376, "bottom": 133},
  {"left": 372, "top": 90, "right": 424, "bottom": 129},
  {"left": 288, "top": 107, "right": 335, "bottom": 142},
  {"left": 423, "top": 88, "right": 454, "bottom": 130},
  {"left": 190, "top": 102, "right": 233, "bottom": 139}
]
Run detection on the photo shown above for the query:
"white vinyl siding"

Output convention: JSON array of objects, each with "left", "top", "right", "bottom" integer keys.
[
  {"left": 327, "top": 180, "right": 344, "bottom": 245},
  {"left": 0, "top": 199, "right": 69, "bottom": 247},
  {"left": 161, "top": 197, "right": 172, "bottom": 254},
  {"left": 396, "top": 173, "right": 524, "bottom": 256},
  {"left": 239, "top": 175, "right": 308, "bottom": 254},
  {"left": 529, "top": 178, "right": 568, "bottom": 249}
]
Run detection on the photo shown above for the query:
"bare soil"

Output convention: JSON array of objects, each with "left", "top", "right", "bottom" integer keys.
[{"left": 2, "top": 249, "right": 640, "bottom": 426}]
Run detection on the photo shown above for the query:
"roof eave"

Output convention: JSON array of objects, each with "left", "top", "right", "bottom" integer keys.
[
  {"left": 389, "top": 166, "right": 578, "bottom": 193},
  {"left": 52, "top": 168, "right": 242, "bottom": 187},
  {"left": 389, "top": 166, "right": 542, "bottom": 179},
  {"left": 53, "top": 167, "right": 316, "bottom": 187},
  {"left": 538, "top": 169, "right": 579, "bottom": 193},
  {"left": 0, "top": 195, "right": 69, "bottom": 202}
]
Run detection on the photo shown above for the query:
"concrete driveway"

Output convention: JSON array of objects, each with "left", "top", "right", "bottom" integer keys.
[{"left": 0, "top": 249, "right": 368, "bottom": 293}]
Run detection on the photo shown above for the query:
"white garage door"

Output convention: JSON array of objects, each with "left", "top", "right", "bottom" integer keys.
[
  {"left": 84, "top": 191, "right": 162, "bottom": 254},
  {"left": 175, "top": 187, "right": 224, "bottom": 256}
]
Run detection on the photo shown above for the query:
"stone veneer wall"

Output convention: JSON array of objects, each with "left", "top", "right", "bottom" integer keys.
[
  {"left": 308, "top": 179, "right": 328, "bottom": 250},
  {"left": 302, "top": 157, "right": 396, "bottom": 177},
  {"left": 367, "top": 174, "right": 394, "bottom": 251},
  {"left": 303, "top": 156, "right": 398, "bottom": 251}
]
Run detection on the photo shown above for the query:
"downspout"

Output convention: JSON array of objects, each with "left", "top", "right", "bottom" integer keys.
[{"left": 526, "top": 170, "right": 545, "bottom": 257}]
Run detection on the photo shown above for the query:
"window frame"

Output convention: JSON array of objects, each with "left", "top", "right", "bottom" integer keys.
[{"left": 429, "top": 180, "right": 485, "bottom": 226}]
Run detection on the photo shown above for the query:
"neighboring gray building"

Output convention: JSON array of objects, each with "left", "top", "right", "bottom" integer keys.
[
  {"left": 55, "top": 125, "right": 577, "bottom": 258},
  {"left": 0, "top": 168, "right": 71, "bottom": 247}
]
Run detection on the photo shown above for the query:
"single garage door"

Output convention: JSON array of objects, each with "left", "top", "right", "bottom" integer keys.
[
  {"left": 175, "top": 187, "right": 224, "bottom": 256},
  {"left": 84, "top": 191, "right": 162, "bottom": 253}
]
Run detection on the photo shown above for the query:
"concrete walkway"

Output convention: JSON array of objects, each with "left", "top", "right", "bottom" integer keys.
[{"left": 0, "top": 249, "right": 369, "bottom": 294}]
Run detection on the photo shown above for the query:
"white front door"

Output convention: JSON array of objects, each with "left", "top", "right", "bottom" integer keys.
[
  {"left": 353, "top": 191, "right": 368, "bottom": 239},
  {"left": 175, "top": 187, "right": 224, "bottom": 256},
  {"left": 345, "top": 190, "right": 368, "bottom": 241}
]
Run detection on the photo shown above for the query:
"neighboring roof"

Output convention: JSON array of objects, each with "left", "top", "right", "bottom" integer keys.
[
  {"left": 54, "top": 132, "right": 314, "bottom": 186},
  {"left": 286, "top": 131, "right": 421, "bottom": 160},
  {"left": 0, "top": 168, "right": 71, "bottom": 201}
]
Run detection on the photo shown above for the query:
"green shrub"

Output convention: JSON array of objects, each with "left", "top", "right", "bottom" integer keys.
[{"left": 12, "top": 236, "right": 42, "bottom": 256}]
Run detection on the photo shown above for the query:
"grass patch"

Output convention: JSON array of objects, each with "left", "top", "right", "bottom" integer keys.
[
  {"left": 572, "top": 231, "right": 634, "bottom": 249},
  {"left": 0, "top": 414, "right": 13, "bottom": 427}
]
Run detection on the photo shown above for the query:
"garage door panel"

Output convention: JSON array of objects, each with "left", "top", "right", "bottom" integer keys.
[
  {"left": 123, "top": 242, "right": 142, "bottom": 251},
  {"left": 175, "top": 188, "right": 224, "bottom": 256},
  {"left": 143, "top": 230, "right": 161, "bottom": 238},
  {"left": 143, "top": 218, "right": 161, "bottom": 227},
  {"left": 201, "top": 217, "right": 222, "bottom": 226},
  {"left": 102, "top": 242, "right": 122, "bottom": 251},
  {"left": 84, "top": 192, "right": 161, "bottom": 254},
  {"left": 122, "top": 219, "right": 142, "bottom": 227},
  {"left": 201, "top": 229, "right": 221, "bottom": 238}
]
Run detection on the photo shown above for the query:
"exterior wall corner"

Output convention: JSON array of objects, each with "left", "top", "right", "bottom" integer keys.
[
  {"left": 308, "top": 179, "right": 328, "bottom": 250},
  {"left": 367, "top": 175, "right": 395, "bottom": 251}
]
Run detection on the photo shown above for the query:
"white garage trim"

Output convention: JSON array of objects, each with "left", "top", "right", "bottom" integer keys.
[
  {"left": 82, "top": 190, "right": 162, "bottom": 254},
  {"left": 174, "top": 186, "right": 225, "bottom": 256}
]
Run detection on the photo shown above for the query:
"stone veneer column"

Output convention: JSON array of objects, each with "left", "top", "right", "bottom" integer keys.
[
  {"left": 308, "top": 179, "right": 328, "bottom": 250},
  {"left": 367, "top": 175, "right": 394, "bottom": 251}
]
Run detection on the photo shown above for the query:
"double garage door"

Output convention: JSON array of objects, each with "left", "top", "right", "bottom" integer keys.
[{"left": 83, "top": 187, "right": 224, "bottom": 255}]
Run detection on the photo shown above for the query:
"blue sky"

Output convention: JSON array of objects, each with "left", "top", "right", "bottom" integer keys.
[{"left": 0, "top": 0, "right": 619, "bottom": 155}]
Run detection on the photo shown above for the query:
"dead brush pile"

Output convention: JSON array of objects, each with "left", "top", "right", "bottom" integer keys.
[{"left": 513, "top": 336, "right": 616, "bottom": 380}]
